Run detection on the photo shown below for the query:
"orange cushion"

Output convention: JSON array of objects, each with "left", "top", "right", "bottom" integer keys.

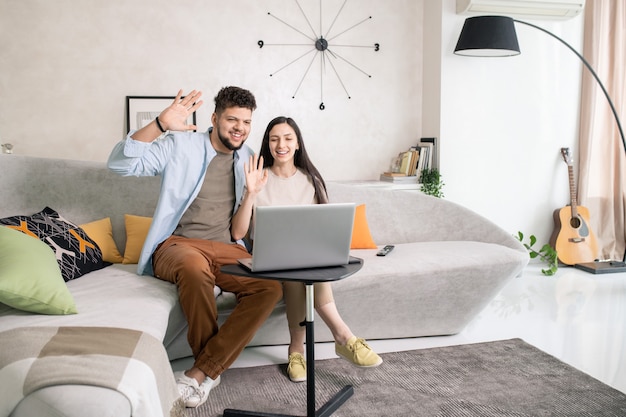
[
  {"left": 123, "top": 214, "right": 152, "bottom": 264},
  {"left": 351, "top": 204, "right": 377, "bottom": 249},
  {"left": 80, "top": 217, "right": 124, "bottom": 263}
]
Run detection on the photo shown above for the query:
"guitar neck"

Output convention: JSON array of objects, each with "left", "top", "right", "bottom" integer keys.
[{"left": 568, "top": 164, "right": 579, "bottom": 218}]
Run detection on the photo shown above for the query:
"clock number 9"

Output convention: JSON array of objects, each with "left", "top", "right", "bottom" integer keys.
[{"left": 258, "top": 40, "right": 264, "bottom": 48}]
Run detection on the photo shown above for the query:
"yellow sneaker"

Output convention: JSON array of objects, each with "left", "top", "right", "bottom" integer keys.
[
  {"left": 287, "top": 353, "right": 307, "bottom": 382},
  {"left": 335, "top": 336, "right": 383, "bottom": 367}
]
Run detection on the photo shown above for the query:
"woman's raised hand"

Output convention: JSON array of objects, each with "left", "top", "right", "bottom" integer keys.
[
  {"left": 158, "top": 89, "right": 203, "bottom": 132},
  {"left": 244, "top": 154, "right": 268, "bottom": 196}
]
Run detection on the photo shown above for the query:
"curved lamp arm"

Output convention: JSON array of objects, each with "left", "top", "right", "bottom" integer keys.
[{"left": 513, "top": 19, "right": 626, "bottom": 154}]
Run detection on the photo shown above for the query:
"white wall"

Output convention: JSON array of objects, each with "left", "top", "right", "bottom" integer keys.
[
  {"left": 0, "top": 0, "right": 585, "bottom": 245},
  {"left": 0, "top": 0, "right": 422, "bottom": 181}
]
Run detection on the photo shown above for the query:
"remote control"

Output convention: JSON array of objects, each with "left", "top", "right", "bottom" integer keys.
[{"left": 377, "top": 245, "right": 395, "bottom": 256}]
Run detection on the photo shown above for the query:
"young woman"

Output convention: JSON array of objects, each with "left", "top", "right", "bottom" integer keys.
[{"left": 231, "top": 116, "right": 382, "bottom": 382}]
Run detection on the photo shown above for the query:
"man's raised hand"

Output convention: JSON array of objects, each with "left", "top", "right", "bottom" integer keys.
[{"left": 158, "top": 89, "right": 203, "bottom": 132}]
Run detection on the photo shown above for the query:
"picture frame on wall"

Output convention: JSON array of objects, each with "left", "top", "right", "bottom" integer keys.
[{"left": 125, "top": 96, "right": 197, "bottom": 134}]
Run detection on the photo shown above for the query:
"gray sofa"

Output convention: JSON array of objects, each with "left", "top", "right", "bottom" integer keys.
[{"left": 0, "top": 154, "right": 529, "bottom": 417}]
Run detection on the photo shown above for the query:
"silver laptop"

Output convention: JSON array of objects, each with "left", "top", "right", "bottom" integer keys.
[{"left": 238, "top": 203, "right": 356, "bottom": 272}]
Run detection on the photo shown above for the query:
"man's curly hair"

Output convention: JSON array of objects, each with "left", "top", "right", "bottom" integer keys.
[{"left": 214, "top": 86, "right": 257, "bottom": 115}]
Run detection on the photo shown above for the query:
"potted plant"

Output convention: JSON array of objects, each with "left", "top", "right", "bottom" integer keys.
[{"left": 420, "top": 168, "right": 444, "bottom": 198}]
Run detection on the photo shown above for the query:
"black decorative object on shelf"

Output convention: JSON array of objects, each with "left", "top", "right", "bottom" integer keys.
[{"left": 258, "top": 0, "right": 379, "bottom": 110}]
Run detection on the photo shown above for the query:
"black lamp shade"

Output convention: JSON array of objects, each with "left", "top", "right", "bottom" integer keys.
[{"left": 454, "top": 16, "right": 521, "bottom": 57}]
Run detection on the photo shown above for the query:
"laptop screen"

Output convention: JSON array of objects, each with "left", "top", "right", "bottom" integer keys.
[{"left": 241, "top": 203, "right": 356, "bottom": 272}]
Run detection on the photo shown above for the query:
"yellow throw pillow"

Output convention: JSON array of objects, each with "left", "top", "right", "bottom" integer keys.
[
  {"left": 80, "top": 217, "right": 124, "bottom": 263},
  {"left": 123, "top": 214, "right": 152, "bottom": 264},
  {"left": 351, "top": 204, "right": 377, "bottom": 249}
]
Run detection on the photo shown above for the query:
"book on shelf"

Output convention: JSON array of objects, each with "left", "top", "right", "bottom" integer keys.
[
  {"left": 418, "top": 137, "right": 438, "bottom": 170},
  {"left": 379, "top": 173, "right": 419, "bottom": 183},
  {"left": 409, "top": 149, "right": 419, "bottom": 176},
  {"left": 384, "top": 138, "right": 438, "bottom": 185},
  {"left": 381, "top": 171, "right": 408, "bottom": 177},
  {"left": 398, "top": 151, "right": 412, "bottom": 175},
  {"left": 416, "top": 142, "right": 432, "bottom": 174},
  {"left": 393, "top": 149, "right": 420, "bottom": 176}
]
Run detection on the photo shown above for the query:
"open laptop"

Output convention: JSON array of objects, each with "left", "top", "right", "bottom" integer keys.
[{"left": 238, "top": 203, "right": 356, "bottom": 272}]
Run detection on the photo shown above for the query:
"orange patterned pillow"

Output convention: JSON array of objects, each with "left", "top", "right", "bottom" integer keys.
[{"left": 1, "top": 207, "right": 109, "bottom": 281}]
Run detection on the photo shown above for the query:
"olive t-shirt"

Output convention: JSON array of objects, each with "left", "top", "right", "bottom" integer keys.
[{"left": 173, "top": 152, "right": 235, "bottom": 243}]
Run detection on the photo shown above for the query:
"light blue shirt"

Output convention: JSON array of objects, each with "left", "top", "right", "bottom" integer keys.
[{"left": 107, "top": 128, "right": 253, "bottom": 276}]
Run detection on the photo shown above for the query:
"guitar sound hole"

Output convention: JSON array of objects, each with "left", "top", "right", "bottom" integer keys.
[{"left": 570, "top": 217, "right": 582, "bottom": 229}]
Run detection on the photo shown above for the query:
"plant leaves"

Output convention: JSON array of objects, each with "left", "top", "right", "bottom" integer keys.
[{"left": 516, "top": 231, "right": 559, "bottom": 276}]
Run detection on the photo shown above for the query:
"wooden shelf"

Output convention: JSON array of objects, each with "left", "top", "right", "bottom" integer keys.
[{"left": 331, "top": 180, "right": 422, "bottom": 192}]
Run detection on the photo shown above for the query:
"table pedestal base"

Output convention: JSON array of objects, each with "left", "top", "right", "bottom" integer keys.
[
  {"left": 223, "top": 284, "right": 353, "bottom": 417},
  {"left": 223, "top": 386, "right": 353, "bottom": 417}
]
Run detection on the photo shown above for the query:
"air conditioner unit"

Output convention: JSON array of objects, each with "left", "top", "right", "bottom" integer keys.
[{"left": 456, "top": 0, "right": 585, "bottom": 20}]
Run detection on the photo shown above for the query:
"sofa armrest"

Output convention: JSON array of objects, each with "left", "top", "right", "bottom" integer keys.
[{"left": 327, "top": 182, "right": 525, "bottom": 254}]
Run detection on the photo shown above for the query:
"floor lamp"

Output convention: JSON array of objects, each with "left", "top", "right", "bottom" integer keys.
[{"left": 454, "top": 15, "right": 626, "bottom": 274}]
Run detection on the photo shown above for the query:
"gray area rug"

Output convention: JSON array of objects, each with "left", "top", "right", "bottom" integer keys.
[{"left": 187, "top": 338, "right": 626, "bottom": 416}]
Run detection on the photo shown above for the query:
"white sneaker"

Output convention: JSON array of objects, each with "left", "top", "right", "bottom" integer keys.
[
  {"left": 175, "top": 372, "right": 199, "bottom": 406},
  {"left": 175, "top": 371, "right": 221, "bottom": 408}
]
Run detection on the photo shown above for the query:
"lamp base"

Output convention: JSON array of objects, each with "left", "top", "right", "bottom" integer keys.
[{"left": 574, "top": 260, "right": 626, "bottom": 274}]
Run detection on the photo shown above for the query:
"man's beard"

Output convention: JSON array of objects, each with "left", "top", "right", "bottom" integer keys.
[{"left": 218, "top": 129, "right": 244, "bottom": 151}]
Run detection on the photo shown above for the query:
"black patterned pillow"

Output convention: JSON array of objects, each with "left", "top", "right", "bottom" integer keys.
[{"left": 0, "top": 207, "right": 110, "bottom": 282}]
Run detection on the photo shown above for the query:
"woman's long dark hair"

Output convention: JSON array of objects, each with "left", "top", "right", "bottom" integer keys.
[{"left": 259, "top": 116, "right": 328, "bottom": 204}]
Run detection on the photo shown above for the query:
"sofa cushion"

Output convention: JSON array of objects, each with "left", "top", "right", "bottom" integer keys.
[
  {"left": 332, "top": 241, "right": 528, "bottom": 339},
  {"left": 0, "top": 226, "right": 77, "bottom": 315},
  {"left": 351, "top": 204, "right": 377, "bottom": 249},
  {"left": 0, "top": 207, "right": 109, "bottom": 281},
  {"left": 0, "top": 264, "right": 179, "bottom": 342},
  {"left": 123, "top": 214, "right": 152, "bottom": 264},
  {"left": 80, "top": 217, "right": 124, "bottom": 263}
]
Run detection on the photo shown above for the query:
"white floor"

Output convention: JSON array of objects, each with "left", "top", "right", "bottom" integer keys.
[{"left": 175, "top": 263, "right": 626, "bottom": 394}]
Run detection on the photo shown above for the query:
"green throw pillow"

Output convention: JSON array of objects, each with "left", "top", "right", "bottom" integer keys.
[{"left": 0, "top": 226, "right": 77, "bottom": 315}]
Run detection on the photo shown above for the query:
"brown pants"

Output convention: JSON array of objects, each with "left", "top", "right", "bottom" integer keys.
[{"left": 152, "top": 235, "right": 282, "bottom": 379}]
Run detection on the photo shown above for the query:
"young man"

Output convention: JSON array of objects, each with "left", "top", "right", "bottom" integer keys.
[{"left": 108, "top": 87, "right": 282, "bottom": 408}]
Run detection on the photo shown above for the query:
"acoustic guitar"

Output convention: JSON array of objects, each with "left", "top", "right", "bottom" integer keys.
[{"left": 549, "top": 147, "right": 598, "bottom": 265}]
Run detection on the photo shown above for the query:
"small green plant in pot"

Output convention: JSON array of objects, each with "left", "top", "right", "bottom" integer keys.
[
  {"left": 515, "top": 231, "right": 558, "bottom": 276},
  {"left": 420, "top": 168, "right": 444, "bottom": 198}
]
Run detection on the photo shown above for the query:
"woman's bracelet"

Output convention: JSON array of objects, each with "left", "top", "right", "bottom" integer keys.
[{"left": 155, "top": 117, "right": 166, "bottom": 133}]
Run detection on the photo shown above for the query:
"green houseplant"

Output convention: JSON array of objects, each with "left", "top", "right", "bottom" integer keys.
[
  {"left": 515, "top": 231, "right": 558, "bottom": 276},
  {"left": 420, "top": 168, "right": 444, "bottom": 198}
]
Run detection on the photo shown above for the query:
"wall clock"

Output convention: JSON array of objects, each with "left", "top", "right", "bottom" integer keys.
[{"left": 258, "top": 0, "right": 379, "bottom": 110}]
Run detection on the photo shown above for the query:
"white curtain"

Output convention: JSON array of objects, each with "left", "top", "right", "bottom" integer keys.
[{"left": 578, "top": 0, "right": 626, "bottom": 260}]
